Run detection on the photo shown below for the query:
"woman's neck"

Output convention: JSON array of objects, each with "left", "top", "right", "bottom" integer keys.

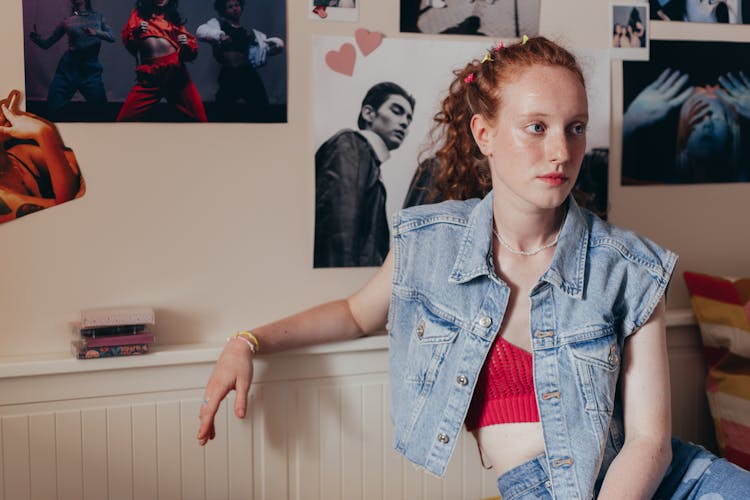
[{"left": 492, "top": 197, "right": 567, "bottom": 252}]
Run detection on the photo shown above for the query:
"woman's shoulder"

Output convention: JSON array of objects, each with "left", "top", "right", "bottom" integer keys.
[
  {"left": 583, "top": 208, "right": 677, "bottom": 276},
  {"left": 393, "top": 198, "right": 480, "bottom": 234}
]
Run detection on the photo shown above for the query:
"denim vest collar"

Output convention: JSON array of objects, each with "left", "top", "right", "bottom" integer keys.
[{"left": 449, "top": 191, "right": 588, "bottom": 299}]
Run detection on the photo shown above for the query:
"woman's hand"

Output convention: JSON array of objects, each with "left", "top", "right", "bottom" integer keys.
[
  {"left": 0, "top": 91, "right": 50, "bottom": 141},
  {"left": 29, "top": 24, "right": 41, "bottom": 43},
  {"left": 197, "top": 338, "right": 255, "bottom": 445},
  {"left": 716, "top": 71, "right": 750, "bottom": 120},
  {"left": 137, "top": 20, "right": 149, "bottom": 34},
  {"left": 623, "top": 68, "right": 694, "bottom": 136}
]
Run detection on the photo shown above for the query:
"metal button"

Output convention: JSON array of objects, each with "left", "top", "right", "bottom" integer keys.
[
  {"left": 478, "top": 316, "right": 492, "bottom": 328},
  {"left": 552, "top": 457, "right": 573, "bottom": 467},
  {"left": 534, "top": 330, "right": 554, "bottom": 338},
  {"left": 456, "top": 375, "right": 468, "bottom": 386},
  {"left": 608, "top": 346, "right": 618, "bottom": 365},
  {"left": 544, "top": 480, "right": 551, "bottom": 488},
  {"left": 437, "top": 433, "right": 450, "bottom": 444},
  {"left": 416, "top": 322, "right": 425, "bottom": 338}
]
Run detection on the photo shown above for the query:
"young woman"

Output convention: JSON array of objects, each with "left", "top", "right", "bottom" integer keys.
[
  {"left": 196, "top": 0, "right": 284, "bottom": 119},
  {"left": 0, "top": 90, "right": 85, "bottom": 223},
  {"left": 28, "top": 0, "right": 114, "bottom": 119},
  {"left": 117, "top": 0, "right": 207, "bottom": 122},
  {"left": 197, "top": 38, "right": 750, "bottom": 498}
]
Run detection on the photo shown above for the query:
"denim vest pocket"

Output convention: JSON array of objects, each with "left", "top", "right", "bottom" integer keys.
[
  {"left": 404, "top": 305, "right": 461, "bottom": 385},
  {"left": 569, "top": 326, "right": 620, "bottom": 442}
]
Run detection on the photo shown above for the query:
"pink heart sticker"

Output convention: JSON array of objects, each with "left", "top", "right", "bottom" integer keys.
[
  {"left": 355, "top": 28, "right": 383, "bottom": 57},
  {"left": 325, "top": 43, "right": 356, "bottom": 77}
]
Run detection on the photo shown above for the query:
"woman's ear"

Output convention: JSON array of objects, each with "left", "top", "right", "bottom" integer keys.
[{"left": 470, "top": 113, "right": 493, "bottom": 157}]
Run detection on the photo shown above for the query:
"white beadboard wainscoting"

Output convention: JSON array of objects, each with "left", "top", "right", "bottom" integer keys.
[{"left": 0, "top": 309, "right": 714, "bottom": 500}]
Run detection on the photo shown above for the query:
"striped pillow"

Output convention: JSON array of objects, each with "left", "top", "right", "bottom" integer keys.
[{"left": 684, "top": 271, "right": 750, "bottom": 470}]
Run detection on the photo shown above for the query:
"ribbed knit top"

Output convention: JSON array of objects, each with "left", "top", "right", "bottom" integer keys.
[{"left": 464, "top": 335, "right": 539, "bottom": 430}]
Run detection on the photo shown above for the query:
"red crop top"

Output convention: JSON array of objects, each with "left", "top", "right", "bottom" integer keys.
[{"left": 464, "top": 335, "right": 539, "bottom": 430}]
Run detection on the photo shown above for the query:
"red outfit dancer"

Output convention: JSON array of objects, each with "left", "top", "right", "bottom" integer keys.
[{"left": 117, "top": 8, "right": 207, "bottom": 122}]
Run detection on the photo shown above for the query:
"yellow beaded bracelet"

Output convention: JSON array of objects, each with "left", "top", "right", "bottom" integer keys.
[{"left": 235, "top": 331, "right": 260, "bottom": 353}]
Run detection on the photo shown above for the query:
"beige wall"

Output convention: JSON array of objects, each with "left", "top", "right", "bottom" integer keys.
[{"left": 1, "top": 0, "right": 748, "bottom": 357}]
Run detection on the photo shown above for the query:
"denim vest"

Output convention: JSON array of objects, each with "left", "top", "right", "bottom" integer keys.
[{"left": 387, "top": 192, "right": 677, "bottom": 499}]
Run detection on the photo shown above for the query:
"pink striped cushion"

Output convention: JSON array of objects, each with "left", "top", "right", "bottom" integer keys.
[{"left": 685, "top": 271, "right": 750, "bottom": 471}]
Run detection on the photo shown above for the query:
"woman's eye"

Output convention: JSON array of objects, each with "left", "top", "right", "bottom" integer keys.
[
  {"left": 526, "top": 123, "right": 545, "bottom": 134},
  {"left": 570, "top": 123, "right": 587, "bottom": 135}
]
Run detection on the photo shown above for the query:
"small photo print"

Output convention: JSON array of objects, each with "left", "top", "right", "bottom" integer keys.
[
  {"left": 400, "top": 0, "right": 540, "bottom": 38},
  {"left": 611, "top": 1, "right": 649, "bottom": 61},
  {"left": 310, "top": 0, "right": 358, "bottom": 22},
  {"left": 650, "top": 0, "right": 749, "bottom": 24}
]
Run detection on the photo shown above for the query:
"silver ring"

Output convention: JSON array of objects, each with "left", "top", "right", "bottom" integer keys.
[{"left": 200, "top": 399, "right": 209, "bottom": 406}]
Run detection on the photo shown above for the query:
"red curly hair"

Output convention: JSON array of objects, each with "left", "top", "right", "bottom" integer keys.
[{"left": 422, "top": 36, "right": 586, "bottom": 202}]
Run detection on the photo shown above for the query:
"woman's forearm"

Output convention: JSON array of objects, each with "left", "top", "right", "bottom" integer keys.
[
  {"left": 241, "top": 299, "right": 373, "bottom": 355},
  {"left": 35, "top": 126, "right": 79, "bottom": 203},
  {"left": 598, "top": 435, "right": 671, "bottom": 499}
]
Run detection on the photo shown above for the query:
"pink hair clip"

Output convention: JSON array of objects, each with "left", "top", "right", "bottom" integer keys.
[
  {"left": 494, "top": 41, "right": 504, "bottom": 52},
  {"left": 464, "top": 73, "right": 475, "bottom": 84}
]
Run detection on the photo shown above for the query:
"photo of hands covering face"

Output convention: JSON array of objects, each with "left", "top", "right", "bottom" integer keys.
[
  {"left": 622, "top": 40, "right": 750, "bottom": 184},
  {"left": 650, "top": 0, "right": 749, "bottom": 24},
  {"left": 0, "top": 90, "right": 85, "bottom": 224}
]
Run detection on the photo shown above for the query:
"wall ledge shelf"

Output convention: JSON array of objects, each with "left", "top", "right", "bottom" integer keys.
[{"left": 0, "top": 308, "right": 696, "bottom": 379}]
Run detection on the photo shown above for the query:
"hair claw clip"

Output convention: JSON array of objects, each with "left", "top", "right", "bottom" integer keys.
[
  {"left": 494, "top": 41, "right": 504, "bottom": 52},
  {"left": 521, "top": 35, "right": 529, "bottom": 45},
  {"left": 481, "top": 53, "right": 493, "bottom": 63},
  {"left": 464, "top": 73, "right": 475, "bottom": 84}
]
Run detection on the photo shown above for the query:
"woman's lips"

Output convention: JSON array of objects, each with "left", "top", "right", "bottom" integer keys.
[{"left": 538, "top": 174, "right": 569, "bottom": 186}]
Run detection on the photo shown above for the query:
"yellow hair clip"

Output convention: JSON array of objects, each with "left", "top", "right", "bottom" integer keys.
[
  {"left": 521, "top": 34, "right": 529, "bottom": 45},
  {"left": 481, "top": 52, "right": 493, "bottom": 63}
]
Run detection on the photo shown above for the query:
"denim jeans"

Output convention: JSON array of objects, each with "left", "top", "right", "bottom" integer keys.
[{"left": 497, "top": 438, "right": 750, "bottom": 499}]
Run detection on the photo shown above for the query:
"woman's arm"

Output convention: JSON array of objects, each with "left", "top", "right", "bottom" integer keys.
[
  {"left": 0, "top": 186, "right": 56, "bottom": 223},
  {"left": 89, "top": 15, "right": 115, "bottom": 43},
  {"left": 29, "top": 23, "right": 65, "bottom": 49},
  {"left": 597, "top": 299, "right": 672, "bottom": 499},
  {"left": 197, "top": 251, "right": 393, "bottom": 445}
]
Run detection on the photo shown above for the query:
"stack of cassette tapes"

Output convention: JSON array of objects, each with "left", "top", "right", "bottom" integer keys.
[{"left": 71, "top": 306, "right": 156, "bottom": 359}]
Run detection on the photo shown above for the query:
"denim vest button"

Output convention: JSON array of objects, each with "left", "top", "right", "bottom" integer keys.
[
  {"left": 437, "top": 433, "right": 450, "bottom": 444},
  {"left": 478, "top": 316, "right": 492, "bottom": 328},
  {"left": 416, "top": 321, "right": 425, "bottom": 338},
  {"left": 456, "top": 375, "right": 468, "bottom": 386},
  {"left": 553, "top": 457, "right": 573, "bottom": 467},
  {"left": 608, "top": 346, "right": 618, "bottom": 364},
  {"left": 545, "top": 480, "right": 551, "bottom": 488}
]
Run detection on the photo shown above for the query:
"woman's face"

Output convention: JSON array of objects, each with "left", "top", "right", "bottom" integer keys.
[
  {"left": 473, "top": 65, "right": 588, "bottom": 211},
  {"left": 224, "top": 0, "right": 243, "bottom": 20},
  {"left": 681, "top": 90, "right": 732, "bottom": 158}
]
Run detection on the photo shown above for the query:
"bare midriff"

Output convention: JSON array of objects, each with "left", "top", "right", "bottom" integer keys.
[
  {"left": 222, "top": 50, "right": 247, "bottom": 69},
  {"left": 473, "top": 422, "right": 546, "bottom": 477},
  {"left": 140, "top": 36, "right": 176, "bottom": 59}
]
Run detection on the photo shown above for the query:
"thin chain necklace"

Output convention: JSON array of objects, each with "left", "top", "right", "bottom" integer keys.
[{"left": 493, "top": 207, "right": 567, "bottom": 257}]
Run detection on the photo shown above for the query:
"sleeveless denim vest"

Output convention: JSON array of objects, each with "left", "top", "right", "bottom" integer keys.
[{"left": 387, "top": 192, "right": 677, "bottom": 499}]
